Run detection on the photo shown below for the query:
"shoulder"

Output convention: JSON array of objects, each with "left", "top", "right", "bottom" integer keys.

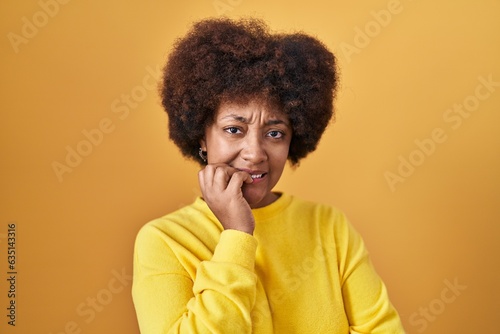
[
  {"left": 287, "top": 194, "right": 348, "bottom": 223},
  {"left": 284, "top": 194, "right": 361, "bottom": 243},
  {"left": 133, "top": 199, "right": 221, "bottom": 277},
  {"left": 134, "top": 198, "right": 218, "bottom": 249}
]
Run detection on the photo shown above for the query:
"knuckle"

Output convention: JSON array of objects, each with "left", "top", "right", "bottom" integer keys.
[{"left": 235, "top": 171, "right": 249, "bottom": 179}]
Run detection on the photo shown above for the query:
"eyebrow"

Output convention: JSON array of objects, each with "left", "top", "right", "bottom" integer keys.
[{"left": 220, "top": 114, "right": 289, "bottom": 126}]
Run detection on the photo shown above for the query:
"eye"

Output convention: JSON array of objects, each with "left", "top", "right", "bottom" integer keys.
[
  {"left": 224, "top": 127, "right": 242, "bottom": 134},
  {"left": 267, "top": 130, "right": 284, "bottom": 139}
]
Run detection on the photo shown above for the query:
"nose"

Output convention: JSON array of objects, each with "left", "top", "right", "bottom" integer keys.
[{"left": 241, "top": 133, "right": 267, "bottom": 164}]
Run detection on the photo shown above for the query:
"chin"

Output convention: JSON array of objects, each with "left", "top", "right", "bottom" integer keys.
[{"left": 242, "top": 186, "right": 269, "bottom": 208}]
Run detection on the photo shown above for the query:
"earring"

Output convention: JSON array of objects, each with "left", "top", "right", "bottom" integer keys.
[{"left": 199, "top": 148, "right": 207, "bottom": 162}]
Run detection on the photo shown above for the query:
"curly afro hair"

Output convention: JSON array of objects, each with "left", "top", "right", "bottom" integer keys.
[{"left": 161, "top": 17, "right": 338, "bottom": 165}]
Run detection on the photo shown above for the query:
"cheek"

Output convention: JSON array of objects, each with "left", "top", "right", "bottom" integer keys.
[
  {"left": 208, "top": 137, "right": 238, "bottom": 162},
  {"left": 275, "top": 150, "right": 288, "bottom": 163},
  {"left": 281, "top": 139, "right": 292, "bottom": 159},
  {"left": 271, "top": 144, "right": 290, "bottom": 168}
]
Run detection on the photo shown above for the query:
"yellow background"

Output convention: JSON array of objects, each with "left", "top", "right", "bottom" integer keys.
[{"left": 1, "top": 0, "right": 499, "bottom": 333}]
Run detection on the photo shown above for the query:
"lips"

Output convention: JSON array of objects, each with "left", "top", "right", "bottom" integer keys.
[{"left": 237, "top": 168, "right": 267, "bottom": 181}]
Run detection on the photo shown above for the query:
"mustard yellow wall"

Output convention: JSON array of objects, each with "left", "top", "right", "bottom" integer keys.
[{"left": 1, "top": 1, "right": 499, "bottom": 333}]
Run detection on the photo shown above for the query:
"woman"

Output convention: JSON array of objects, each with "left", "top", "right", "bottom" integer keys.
[{"left": 132, "top": 18, "right": 405, "bottom": 333}]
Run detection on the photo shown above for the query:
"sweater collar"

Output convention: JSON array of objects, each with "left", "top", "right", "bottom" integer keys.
[
  {"left": 251, "top": 192, "right": 292, "bottom": 221},
  {"left": 193, "top": 192, "right": 293, "bottom": 223}
]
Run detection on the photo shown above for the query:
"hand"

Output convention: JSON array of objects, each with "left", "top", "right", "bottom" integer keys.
[{"left": 198, "top": 164, "right": 255, "bottom": 234}]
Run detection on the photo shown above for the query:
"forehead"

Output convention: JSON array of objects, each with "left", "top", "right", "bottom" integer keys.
[{"left": 216, "top": 99, "right": 289, "bottom": 123}]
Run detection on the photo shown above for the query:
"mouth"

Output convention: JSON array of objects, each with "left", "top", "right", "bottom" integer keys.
[{"left": 236, "top": 168, "right": 268, "bottom": 181}]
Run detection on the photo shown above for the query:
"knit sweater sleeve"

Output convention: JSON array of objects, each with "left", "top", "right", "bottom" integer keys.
[
  {"left": 335, "top": 214, "right": 405, "bottom": 333},
  {"left": 132, "top": 224, "right": 258, "bottom": 334}
]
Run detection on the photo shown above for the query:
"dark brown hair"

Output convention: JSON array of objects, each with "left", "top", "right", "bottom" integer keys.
[{"left": 161, "top": 18, "right": 338, "bottom": 165}]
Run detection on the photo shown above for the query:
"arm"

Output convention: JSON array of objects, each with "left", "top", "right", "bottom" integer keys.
[
  {"left": 132, "top": 225, "right": 258, "bottom": 333},
  {"left": 133, "top": 164, "right": 258, "bottom": 333},
  {"left": 336, "top": 216, "right": 405, "bottom": 333}
]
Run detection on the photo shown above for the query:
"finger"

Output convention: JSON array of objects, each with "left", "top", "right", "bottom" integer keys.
[
  {"left": 216, "top": 166, "right": 253, "bottom": 188},
  {"left": 242, "top": 172, "right": 253, "bottom": 184},
  {"left": 198, "top": 169, "right": 207, "bottom": 196},
  {"left": 212, "top": 166, "right": 232, "bottom": 190},
  {"left": 200, "top": 164, "right": 245, "bottom": 192},
  {"left": 211, "top": 165, "right": 252, "bottom": 181},
  {"left": 199, "top": 164, "right": 220, "bottom": 187},
  {"left": 198, "top": 164, "right": 221, "bottom": 198},
  {"left": 226, "top": 171, "right": 253, "bottom": 193}
]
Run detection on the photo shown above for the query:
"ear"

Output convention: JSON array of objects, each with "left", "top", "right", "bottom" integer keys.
[{"left": 199, "top": 138, "right": 206, "bottom": 151}]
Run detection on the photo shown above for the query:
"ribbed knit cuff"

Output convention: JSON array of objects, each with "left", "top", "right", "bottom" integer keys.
[{"left": 211, "top": 230, "right": 258, "bottom": 271}]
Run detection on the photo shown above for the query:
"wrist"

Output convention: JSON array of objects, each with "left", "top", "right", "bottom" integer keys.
[{"left": 226, "top": 226, "right": 254, "bottom": 235}]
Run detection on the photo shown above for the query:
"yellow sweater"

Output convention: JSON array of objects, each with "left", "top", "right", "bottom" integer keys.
[{"left": 132, "top": 193, "right": 404, "bottom": 333}]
